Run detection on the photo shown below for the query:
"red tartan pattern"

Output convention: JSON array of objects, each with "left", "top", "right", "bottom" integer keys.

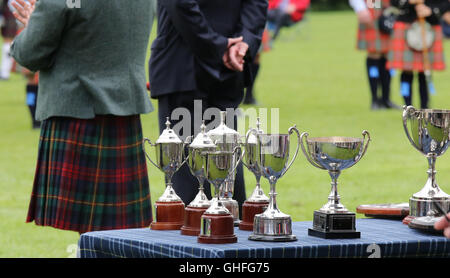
[
  {"left": 356, "top": 5, "right": 391, "bottom": 54},
  {"left": 26, "top": 115, "right": 152, "bottom": 233},
  {"left": 387, "top": 22, "right": 446, "bottom": 71}
]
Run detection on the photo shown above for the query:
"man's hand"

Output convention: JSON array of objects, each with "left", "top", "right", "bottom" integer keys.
[
  {"left": 11, "top": 0, "right": 36, "bottom": 27},
  {"left": 443, "top": 12, "right": 450, "bottom": 25},
  {"left": 434, "top": 213, "right": 450, "bottom": 238},
  {"left": 357, "top": 9, "right": 373, "bottom": 26},
  {"left": 415, "top": 3, "right": 432, "bottom": 18},
  {"left": 223, "top": 37, "right": 249, "bottom": 72}
]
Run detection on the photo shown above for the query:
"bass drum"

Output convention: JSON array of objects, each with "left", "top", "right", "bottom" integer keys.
[{"left": 406, "top": 21, "right": 435, "bottom": 51}]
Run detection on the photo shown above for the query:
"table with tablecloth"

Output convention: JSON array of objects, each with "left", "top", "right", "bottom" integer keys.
[{"left": 78, "top": 218, "right": 450, "bottom": 258}]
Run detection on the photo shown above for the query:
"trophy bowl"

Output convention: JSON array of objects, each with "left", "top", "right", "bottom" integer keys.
[
  {"left": 402, "top": 106, "right": 450, "bottom": 225},
  {"left": 300, "top": 131, "right": 370, "bottom": 239},
  {"left": 248, "top": 125, "right": 300, "bottom": 242}
]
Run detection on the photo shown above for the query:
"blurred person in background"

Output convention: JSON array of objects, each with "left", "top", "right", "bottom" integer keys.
[
  {"left": 148, "top": 0, "right": 268, "bottom": 214},
  {"left": 387, "top": 0, "right": 450, "bottom": 109},
  {"left": 0, "top": 0, "right": 17, "bottom": 80},
  {"left": 350, "top": 0, "right": 401, "bottom": 110},
  {"left": 442, "top": 10, "right": 450, "bottom": 37},
  {"left": 9, "top": 0, "right": 39, "bottom": 129},
  {"left": 11, "top": 0, "right": 156, "bottom": 234},
  {"left": 267, "top": 0, "right": 310, "bottom": 41}
]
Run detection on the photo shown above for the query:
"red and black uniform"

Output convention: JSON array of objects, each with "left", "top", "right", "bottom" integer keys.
[{"left": 387, "top": 0, "right": 450, "bottom": 108}]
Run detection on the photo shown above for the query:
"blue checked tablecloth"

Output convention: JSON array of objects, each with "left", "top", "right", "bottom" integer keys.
[{"left": 78, "top": 219, "right": 450, "bottom": 258}]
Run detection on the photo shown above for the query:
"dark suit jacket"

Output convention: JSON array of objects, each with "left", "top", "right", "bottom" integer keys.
[{"left": 149, "top": 0, "right": 268, "bottom": 98}]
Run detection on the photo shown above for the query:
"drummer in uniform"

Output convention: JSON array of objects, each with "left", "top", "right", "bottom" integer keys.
[
  {"left": 350, "top": 0, "right": 400, "bottom": 110},
  {"left": 387, "top": 0, "right": 450, "bottom": 109}
]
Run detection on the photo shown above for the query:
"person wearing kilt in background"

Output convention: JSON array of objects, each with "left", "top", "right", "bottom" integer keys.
[
  {"left": 11, "top": 0, "right": 156, "bottom": 234},
  {"left": 388, "top": 0, "right": 450, "bottom": 109},
  {"left": 351, "top": 0, "right": 400, "bottom": 110},
  {"left": 0, "top": 0, "right": 17, "bottom": 80}
]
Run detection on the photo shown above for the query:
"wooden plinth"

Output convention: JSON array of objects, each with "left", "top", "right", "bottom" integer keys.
[
  {"left": 197, "top": 213, "right": 237, "bottom": 244},
  {"left": 150, "top": 201, "right": 185, "bottom": 230},
  {"left": 239, "top": 201, "right": 269, "bottom": 231},
  {"left": 180, "top": 206, "right": 208, "bottom": 236}
]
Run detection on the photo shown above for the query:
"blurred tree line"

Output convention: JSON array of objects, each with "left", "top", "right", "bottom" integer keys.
[{"left": 310, "top": 0, "right": 352, "bottom": 11}]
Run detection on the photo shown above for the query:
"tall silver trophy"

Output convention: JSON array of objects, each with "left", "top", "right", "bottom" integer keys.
[
  {"left": 143, "top": 118, "right": 188, "bottom": 230},
  {"left": 300, "top": 131, "right": 371, "bottom": 239},
  {"left": 239, "top": 118, "right": 270, "bottom": 231},
  {"left": 402, "top": 106, "right": 450, "bottom": 230},
  {"left": 207, "top": 111, "right": 243, "bottom": 226},
  {"left": 248, "top": 125, "right": 301, "bottom": 242},
  {"left": 181, "top": 121, "right": 216, "bottom": 236},
  {"left": 198, "top": 147, "right": 243, "bottom": 244}
]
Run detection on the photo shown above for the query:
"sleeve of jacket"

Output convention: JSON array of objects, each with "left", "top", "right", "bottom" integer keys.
[
  {"left": 239, "top": 0, "right": 268, "bottom": 61},
  {"left": 10, "top": 0, "right": 67, "bottom": 72},
  {"left": 160, "top": 0, "right": 229, "bottom": 73}
]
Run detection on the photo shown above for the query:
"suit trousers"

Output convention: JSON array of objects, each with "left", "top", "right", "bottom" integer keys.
[{"left": 156, "top": 69, "right": 246, "bottom": 218}]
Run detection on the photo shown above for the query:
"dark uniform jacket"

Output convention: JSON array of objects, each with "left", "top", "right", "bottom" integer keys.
[
  {"left": 391, "top": 0, "right": 450, "bottom": 25},
  {"left": 149, "top": 0, "right": 268, "bottom": 98}
]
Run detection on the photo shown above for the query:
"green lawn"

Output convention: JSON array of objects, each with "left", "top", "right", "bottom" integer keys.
[{"left": 1, "top": 11, "right": 450, "bottom": 258}]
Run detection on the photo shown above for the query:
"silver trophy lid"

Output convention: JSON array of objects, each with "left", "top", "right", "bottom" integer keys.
[
  {"left": 155, "top": 117, "right": 183, "bottom": 144},
  {"left": 247, "top": 117, "right": 264, "bottom": 144},
  {"left": 207, "top": 111, "right": 240, "bottom": 144},
  {"left": 189, "top": 121, "right": 217, "bottom": 149}
]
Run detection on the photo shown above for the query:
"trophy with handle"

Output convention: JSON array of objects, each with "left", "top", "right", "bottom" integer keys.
[
  {"left": 248, "top": 125, "right": 301, "bottom": 242},
  {"left": 207, "top": 111, "right": 243, "bottom": 226},
  {"left": 143, "top": 118, "right": 188, "bottom": 230},
  {"left": 181, "top": 121, "right": 216, "bottom": 236},
  {"left": 239, "top": 118, "right": 270, "bottom": 231},
  {"left": 402, "top": 106, "right": 450, "bottom": 230},
  {"left": 300, "top": 131, "right": 371, "bottom": 239},
  {"left": 198, "top": 146, "right": 244, "bottom": 244}
]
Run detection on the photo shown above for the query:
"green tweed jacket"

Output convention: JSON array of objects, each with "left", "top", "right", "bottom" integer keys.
[{"left": 11, "top": 0, "right": 156, "bottom": 121}]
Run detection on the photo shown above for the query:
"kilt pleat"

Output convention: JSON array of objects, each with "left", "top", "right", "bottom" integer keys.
[
  {"left": 27, "top": 115, "right": 152, "bottom": 233},
  {"left": 357, "top": 8, "right": 391, "bottom": 54},
  {"left": 387, "top": 22, "right": 446, "bottom": 72}
]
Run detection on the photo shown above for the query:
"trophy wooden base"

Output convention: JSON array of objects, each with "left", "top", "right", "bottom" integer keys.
[
  {"left": 309, "top": 210, "right": 360, "bottom": 239},
  {"left": 180, "top": 206, "right": 208, "bottom": 236},
  {"left": 239, "top": 201, "right": 269, "bottom": 231},
  {"left": 150, "top": 201, "right": 185, "bottom": 230},
  {"left": 197, "top": 213, "right": 237, "bottom": 244}
]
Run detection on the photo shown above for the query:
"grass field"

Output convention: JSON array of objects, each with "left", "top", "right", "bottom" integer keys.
[{"left": 1, "top": 11, "right": 450, "bottom": 258}]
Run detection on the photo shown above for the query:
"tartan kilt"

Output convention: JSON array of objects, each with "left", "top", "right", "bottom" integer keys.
[
  {"left": 387, "top": 22, "right": 446, "bottom": 72},
  {"left": 357, "top": 9, "right": 391, "bottom": 54},
  {"left": 26, "top": 115, "right": 153, "bottom": 233}
]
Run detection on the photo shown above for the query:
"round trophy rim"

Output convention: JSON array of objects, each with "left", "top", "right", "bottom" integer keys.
[
  {"left": 416, "top": 108, "right": 450, "bottom": 114},
  {"left": 306, "top": 136, "right": 364, "bottom": 144}
]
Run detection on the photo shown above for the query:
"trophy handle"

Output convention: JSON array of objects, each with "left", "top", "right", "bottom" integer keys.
[
  {"left": 353, "top": 130, "right": 371, "bottom": 165},
  {"left": 230, "top": 145, "right": 244, "bottom": 175},
  {"left": 176, "top": 139, "right": 191, "bottom": 171},
  {"left": 300, "top": 132, "right": 326, "bottom": 170},
  {"left": 241, "top": 128, "right": 258, "bottom": 169},
  {"left": 143, "top": 138, "right": 160, "bottom": 170},
  {"left": 281, "top": 125, "right": 301, "bottom": 177},
  {"left": 402, "top": 105, "right": 422, "bottom": 153}
]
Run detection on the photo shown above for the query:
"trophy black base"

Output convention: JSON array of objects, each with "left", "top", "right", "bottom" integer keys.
[{"left": 309, "top": 210, "right": 360, "bottom": 239}]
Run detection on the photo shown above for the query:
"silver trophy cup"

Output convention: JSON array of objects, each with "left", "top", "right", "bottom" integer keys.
[
  {"left": 402, "top": 106, "right": 450, "bottom": 228},
  {"left": 248, "top": 125, "right": 301, "bottom": 242},
  {"left": 300, "top": 131, "right": 371, "bottom": 238}
]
